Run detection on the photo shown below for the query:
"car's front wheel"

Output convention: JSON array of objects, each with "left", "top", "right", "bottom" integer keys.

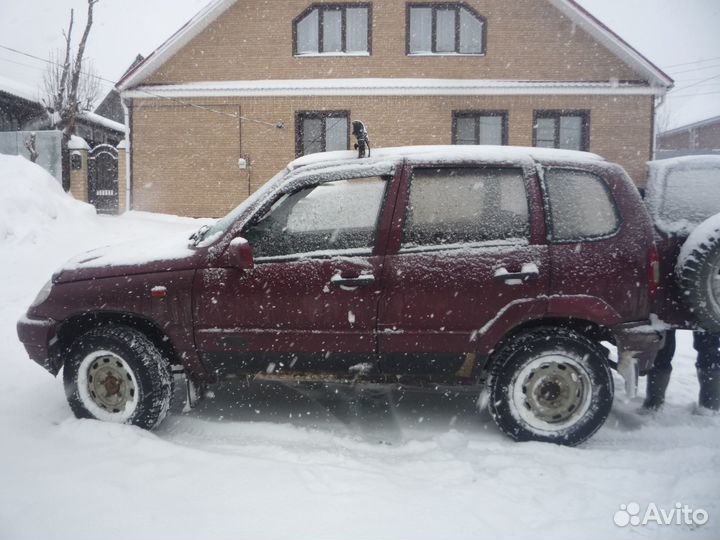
[
  {"left": 488, "top": 327, "right": 613, "bottom": 446},
  {"left": 63, "top": 325, "right": 173, "bottom": 429}
]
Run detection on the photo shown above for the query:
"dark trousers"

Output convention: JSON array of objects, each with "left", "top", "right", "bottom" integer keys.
[{"left": 653, "top": 330, "right": 720, "bottom": 372}]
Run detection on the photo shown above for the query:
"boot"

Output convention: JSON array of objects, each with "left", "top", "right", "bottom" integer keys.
[
  {"left": 696, "top": 368, "right": 720, "bottom": 414},
  {"left": 642, "top": 368, "right": 672, "bottom": 411}
]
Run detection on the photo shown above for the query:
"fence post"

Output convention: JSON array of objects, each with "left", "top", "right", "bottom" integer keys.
[
  {"left": 117, "top": 140, "right": 127, "bottom": 214},
  {"left": 68, "top": 136, "right": 90, "bottom": 203}
]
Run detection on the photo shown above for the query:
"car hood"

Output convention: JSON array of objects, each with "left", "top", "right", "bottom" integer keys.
[{"left": 53, "top": 234, "right": 207, "bottom": 283}]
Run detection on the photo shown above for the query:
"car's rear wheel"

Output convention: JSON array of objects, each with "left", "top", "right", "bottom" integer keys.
[
  {"left": 677, "top": 215, "right": 720, "bottom": 333},
  {"left": 63, "top": 325, "right": 173, "bottom": 429},
  {"left": 488, "top": 327, "right": 613, "bottom": 446}
]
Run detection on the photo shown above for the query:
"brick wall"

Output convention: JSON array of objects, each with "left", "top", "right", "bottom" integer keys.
[
  {"left": 130, "top": 93, "right": 653, "bottom": 217},
  {"left": 69, "top": 149, "right": 88, "bottom": 203},
  {"left": 147, "top": 0, "right": 641, "bottom": 84},
  {"left": 658, "top": 120, "right": 720, "bottom": 152}
]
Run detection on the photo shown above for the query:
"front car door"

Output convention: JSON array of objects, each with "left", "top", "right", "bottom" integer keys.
[
  {"left": 378, "top": 162, "right": 550, "bottom": 376},
  {"left": 193, "top": 169, "right": 398, "bottom": 377}
]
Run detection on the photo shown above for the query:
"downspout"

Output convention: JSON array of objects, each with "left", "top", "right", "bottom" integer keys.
[
  {"left": 652, "top": 87, "right": 669, "bottom": 160},
  {"left": 121, "top": 96, "right": 132, "bottom": 211}
]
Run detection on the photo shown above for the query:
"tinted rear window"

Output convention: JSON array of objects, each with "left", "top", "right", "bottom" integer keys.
[
  {"left": 659, "top": 167, "right": 720, "bottom": 227},
  {"left": 402, "top": 167, "right": 530, "bottom": 248},
  {"left": 544, "top": 169, "right": 620, "bottom": 242}
]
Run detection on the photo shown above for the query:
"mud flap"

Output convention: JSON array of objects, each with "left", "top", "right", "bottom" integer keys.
[
  {"left": 617, "top": 353, "right": 639, "bottom": 398},
  {"left": 613, "top": 322, "right": 664, "bottom": 399},
  {"left": 171, "top": 369, "right": 203, "bottom": 413}
]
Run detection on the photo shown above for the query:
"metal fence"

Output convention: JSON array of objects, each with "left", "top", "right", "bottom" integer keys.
[{"left": 0, "top": 130, "right": 63, "bottom": 183}]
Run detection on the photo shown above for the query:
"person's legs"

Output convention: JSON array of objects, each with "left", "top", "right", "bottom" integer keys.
[
  {"left": 694, "top": 332, "right": 720, "bottom": 412},
  {"left": 643, "top": 330, "right": 675, "bottom": 410}
]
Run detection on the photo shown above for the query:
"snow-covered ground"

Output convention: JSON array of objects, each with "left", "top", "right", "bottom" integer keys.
[{"left": 1, "top": 155, "right": 719, "bottom": 539}]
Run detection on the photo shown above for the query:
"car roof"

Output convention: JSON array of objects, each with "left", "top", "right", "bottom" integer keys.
[
  {"left": 287, "top": 145, "right": 605, "bottom": 174},
  {"left": 648, "top": 155, "right": 720, "bottom": 171}
]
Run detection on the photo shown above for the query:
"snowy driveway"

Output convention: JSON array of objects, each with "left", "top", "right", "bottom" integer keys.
[{"left": 1, "top": 211, "right": 719, "bottom": 540}]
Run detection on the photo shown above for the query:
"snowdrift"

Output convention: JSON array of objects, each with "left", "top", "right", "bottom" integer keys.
[{"left": 0, "top": 153, "right": 96, "bottom": 244}]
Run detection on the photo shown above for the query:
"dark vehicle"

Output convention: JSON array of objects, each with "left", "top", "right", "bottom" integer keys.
[
  {"left": 18, "top": 145, "right": 662, "bottom": 445},
  {"left": 645, "top": 155, "right": 720, "bottom": 332}
]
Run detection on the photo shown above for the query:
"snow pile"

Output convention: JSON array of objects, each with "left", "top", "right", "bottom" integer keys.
[
  {"left": 0, "top": 210, "right": 719, "bottom": 539},
  {"left": 0, "top": 154, "right": 96, "bottom": 244}
]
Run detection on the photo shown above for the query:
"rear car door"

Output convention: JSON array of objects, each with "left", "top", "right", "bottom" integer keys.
[
  {"left": 377, "top": 163, "right": 550, "bottom": 375},
  {"left": 541, "top": 165, "right": 650, "bottom": 322},
  {"left": 193, "top": 170, "right": 398, "bottom": 376}
]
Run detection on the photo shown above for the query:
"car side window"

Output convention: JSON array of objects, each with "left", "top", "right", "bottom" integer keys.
[
  {"left": 402, "top": 167, "right": 530, "bottom": 248},
  {"left": 244, "top": 176, "right": 388, "bottom": 259},
  {"left": 543, "top": 168, "right": 620, "bottom": 242}
]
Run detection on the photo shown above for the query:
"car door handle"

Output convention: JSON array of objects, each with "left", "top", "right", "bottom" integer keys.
[
  {"left": 330, "top": 274, "right": 376, "bottom": 288},
  {"left": 494, "top": 264, "right": 540, "bottom": 284}
]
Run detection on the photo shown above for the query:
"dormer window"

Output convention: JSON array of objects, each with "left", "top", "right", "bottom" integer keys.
[
  {"left": 407, "top": 3, "right": 485, "bottom": 55},
  {"left": 294, "top": 4, "right": 372, "bottom": 56}
]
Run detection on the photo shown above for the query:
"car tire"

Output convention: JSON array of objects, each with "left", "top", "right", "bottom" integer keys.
[
  {"left": 63, "top": 325, "right": 173, "bottom": 430},
  {"left": 488, "top": 327, "right": 613, "bottom": 446},
  {"left": 677, "top": 214, "right": 720, "bottom": 333}
]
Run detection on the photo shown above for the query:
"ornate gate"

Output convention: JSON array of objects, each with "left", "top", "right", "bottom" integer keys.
[{"left": 88, "top": 144, "right": 119, "bottom": 214}]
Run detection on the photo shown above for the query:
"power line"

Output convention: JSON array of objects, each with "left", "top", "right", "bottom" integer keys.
[
  {"left": 0, "top": 43, "right": 285, "bottom": 129},
  {"left": 670, "top": 63, "right": 720, "bottom": 76},
  {"left": 669, "top": 72, "right": 720, "bottom": 94},
  {"left": 669, "top": 90, "right": 720, "bottom": 99},
  {"left": 663, "top": 56, "right": 720, "bottom": 69}
]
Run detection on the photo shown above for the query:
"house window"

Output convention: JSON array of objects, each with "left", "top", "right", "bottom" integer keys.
[
  {"left": 407, "top": 3, "right": 485, "bottom": 55},
  {"left": 534, "top": 111, "right": 590, "bottom": 151},
  {"left": 453, "top": 111, "right": 508, "bottom": 145},
  {"left": 294, "top": 4, "right": 371, "bottom": 55},
  {"left": 296, "top": 111, "right": 350, "bottom": 156}
]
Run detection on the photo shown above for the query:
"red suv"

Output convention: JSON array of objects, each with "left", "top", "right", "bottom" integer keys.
[{"left": 18, "top": 145, "right": 662, "bottom": 445}]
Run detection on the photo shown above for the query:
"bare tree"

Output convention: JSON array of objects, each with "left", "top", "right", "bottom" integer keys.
[{"left": 42, "top": 0, "right": 100, "bottom": 191}]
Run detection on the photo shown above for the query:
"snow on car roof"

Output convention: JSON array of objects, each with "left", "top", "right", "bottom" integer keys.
[
  {"left": 288, "top": 145, "right": 605, "bottom": 172},
  {"left": 648, "top": 154, "right": 720, "bottom": 172}
]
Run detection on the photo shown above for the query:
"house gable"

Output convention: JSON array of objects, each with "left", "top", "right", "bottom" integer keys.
[{"left": 119, "top": 0, "right": 671, "bottom": 91}]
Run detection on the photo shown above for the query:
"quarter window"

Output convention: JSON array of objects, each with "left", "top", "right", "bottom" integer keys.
[
  {"left": 544, "top": 168, "right": 620, "bottom": 242},
  {"left": 294, "top": 4, "right": 371, "bottom": 55},
  {"left": 408, "top": 4, "right": 485, "bottom": 55},
  {"left": 534, "top": 111, "right": 590, "bottom": 151},
  {"left": 402, "top": 167, "right": 530, "bottom": 248},
  {"left": 453, "top": 111, "right": 508, "bottom": 145},
  {"left": 296, "top": 111, "right": 350, "bottom": 156},
  {"left": 244, "top": 177, "right": 388, "bottom": 258}
]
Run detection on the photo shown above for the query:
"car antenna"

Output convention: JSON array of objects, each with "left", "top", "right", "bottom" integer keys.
[{"left": 352, "top": 120, "right": 371, "bottom": 158}]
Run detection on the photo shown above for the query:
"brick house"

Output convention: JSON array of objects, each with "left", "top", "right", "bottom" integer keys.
[
  {"left": 117, "top": 0, "right": 672, "bottom": 217},
  {"left": 657, "top": 115, "right": 720, "bottom": 159}
]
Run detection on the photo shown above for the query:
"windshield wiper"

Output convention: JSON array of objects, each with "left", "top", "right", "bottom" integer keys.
[{"left": 189, "top": 224, "right": 211, "bottom": 246}]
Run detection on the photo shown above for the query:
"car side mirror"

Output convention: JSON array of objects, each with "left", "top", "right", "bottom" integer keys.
[{"left": 225, "top": 237, "right": 254, "bottom": 270}]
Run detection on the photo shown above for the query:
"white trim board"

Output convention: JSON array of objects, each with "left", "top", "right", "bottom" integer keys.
[{"left": 122, "top": 79, "right": 666, "bottom": 99}]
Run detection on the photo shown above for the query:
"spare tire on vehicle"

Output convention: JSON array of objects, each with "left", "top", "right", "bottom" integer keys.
[{"left": 676, "top": 213, "right": 720, "bottom": 333}]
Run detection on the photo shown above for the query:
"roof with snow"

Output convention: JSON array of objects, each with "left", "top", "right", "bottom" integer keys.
[
  {"left": 78, "top": 111, "right": 127, "bottom": 133},
  {"left": 658, "top": 115, "right": 720, "bottom": 137},
  {"left": 117, "top": 0, "right": 673, "bottom": 92},
  {"left": 0, "top": 75, "right": 42, "bottom": 104}
]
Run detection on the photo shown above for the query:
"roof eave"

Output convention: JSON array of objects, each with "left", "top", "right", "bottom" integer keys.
[
  {"left": 116, "top": 0, "right": 236, "bottom": 91},
  {"left": 549, "top": 0, "right": 673, "bottom": 89}
]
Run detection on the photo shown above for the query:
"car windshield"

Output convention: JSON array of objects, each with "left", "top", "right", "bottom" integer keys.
[
  {"left": 193, "top": 167, "right": 290, "bottom": 247},
  {"left": 659, "top": 166, "right": 720, "bottom": 227}
]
